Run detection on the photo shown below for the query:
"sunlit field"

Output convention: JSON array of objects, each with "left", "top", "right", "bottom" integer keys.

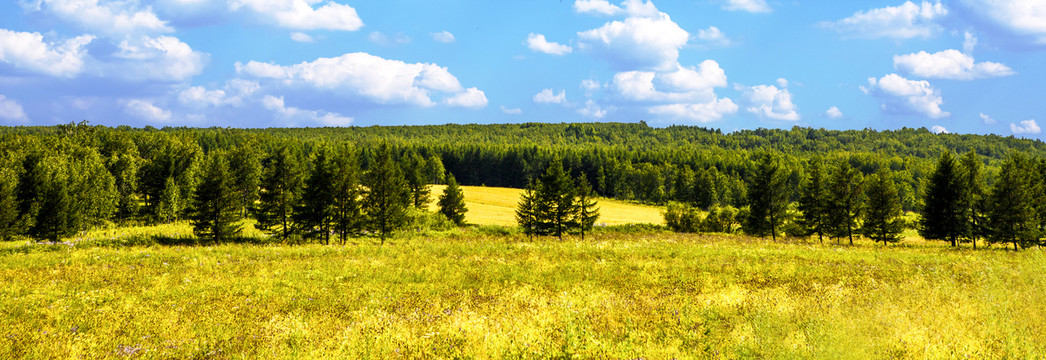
[
  {"left": 2, "top": 226, "right": 1045, "bottom": 359},
  {"left": 429, "top": 184, "right": 664, "bottom": 226}
]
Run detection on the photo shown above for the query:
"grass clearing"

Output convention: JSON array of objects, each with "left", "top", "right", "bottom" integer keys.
[
  {"left": 2, "top": 229, "right": 1045, "bottom": 358},
  {"left": 429, "top": 185, "right": 664, "bottom": 226}
]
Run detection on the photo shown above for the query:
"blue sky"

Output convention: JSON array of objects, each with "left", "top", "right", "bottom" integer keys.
[{"left": 1, "top": 0, "right": 1045, "bottom": 138}]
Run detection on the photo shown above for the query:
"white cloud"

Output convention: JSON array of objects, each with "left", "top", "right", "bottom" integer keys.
[
  {"left": 613, "top": 63, "right": 726, "bottom": 103},
  {"left": 931, "top": 125, "right": 948, "bottom": 134},
  {"left": 577, "top": 10, "right": 688, "bottom": 70},
  {"left": 110, "top": 35, "right": 208, "bottom": 82},
  {"left": 825, "top": 106, "right": 843, "bottom": 119},
  {"left": 178, "top": 86, "right": 226, "bottom": 107},
  {"left": 0, "top": 95, "right": 28, "bottom": 122},
  {"left": 30, "top": 0, "right": 172, "bottom": 37},
  {"left": 500, "top": 106, "right": 522, "bottom": 115},
  {"left": 821, "top": 1, "right": 947, "bottom": 39},
  {"left": 1010, "top": 119, "right": 1041, "bottom": 134},
  {"left": 534, "top": 89, "right": 568, "bottom": 104},
  {"left": 574, "top": 0, "right": 623, "bottom": 16},
  {"left": 739, "top": 84, "right": 799, "bottom": 121},
  {"left": 696, "top": 26, "right": 730, "bottom": 47},
  {"left": 290, "top": 32, "right": 315, "bottom": 43},
  {"left": 236, "top": 52, "right": 477, "bottom": 108},
  {"left": 955, "top": 0, "right": 1046, "bottom": 45},
  {"left": 979, "top": 112, "right": 996, "bottom": 124},
  {"left": 722, "top": 0, "right": 772, "bottom": 13},
  {"left": 230, "top": 0, "right": 364, "bottom": 31},
  {"left": 0, "top": 29, "right": 93, "bottom": 77},
  {"left": 369, "top": 31, "right": 410, "bottom": 47},
  {"left": 864, "top": 73, "right": 950, "bottom": 119},
  {"left": 124, "top": 99, "right": 172, "bottom": 122},
  {"left": 963, "top": 31, "right": 978, "bottom": 53},
  {"left": 893, "top": 49, "right": 1014, "bottom": 80},
  {"left": 580, "top": 79, "right": 602, "bottom": 91},
  {"left": 776, "top": 78, "right": 789, "bottom": 88},
  {"left": 578, "top": 100, "right": 610, "bottom": 118},
  {"left": 444, "top": 87, "right": 488, "bottom": 108},
  {"left": 431, "top": 31, "right": 455, "bottom": 43},
  {"left": 526, "top": 33, "right": 572, "bottom": 55},
  {"left": 648, "top": 98, "right": 738, "bottom": 123},
  {"left": 262, "top": 95, "right": 353, "bottom": 126}
]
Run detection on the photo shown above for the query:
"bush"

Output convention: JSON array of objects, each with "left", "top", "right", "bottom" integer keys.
[
  {"left": 700, "top": 205, "right": 739, "bottom": 233},
  {"left": 664, "top": 202, "right": 702, "bottom": 233}
]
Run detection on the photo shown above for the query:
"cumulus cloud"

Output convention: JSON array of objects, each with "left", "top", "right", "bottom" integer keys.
[
  {"left": 648, "top": 98, "right": 738, "bottom": 123},
  {"left": 980, "top": 112, "right": 996, "bottom": 124},
  {"left": 0, "top": 29, "right": 93, "bottom": 77},
  {"left": 236, "top": 52, "right": 482, "bottom": 108},
  {"left": 0, "top": 95, "right": 28, "bottom": 122},
  {"left": 1010, "top": 119, "right": 1041, "bottom": 134},
  {"left": 863, "top": 73, "right": 949, "bottom": 119},
  {"left": 534, "top": 89, "right": 568, "bottom": 104},
  {"left": 574, "top": 0, "right": 623, "bottom": 16},
  {"left": 110, "top": 35, "right": 208, "bottom": 82},
  {"left": 612, "top": 61, "right": 726, "bottom": 103},
  {"left": 369, "top": 31, "right": 410, "bottom": 47},
  {"left": 526, "top": 33, "right": 572, "bottom": 55},
  {"left": 739, "top": 84, "right": 799, "bottom": 121},
  {"left": 431, "top": 31, "right": 455, "bottom": 43},
  {"left": 262, "top": 95, "right": 353, "bottom": 126},
  {"left": 893, "top": 49, "right": 1014, "bottom": 80},
  {"left": 29, "top": 0, "right": 173, "bottom": 37},
  {"left": 290, "top": 32, "right": 315, "bottom": 42},
  {"left": 500, "top": 106, "right": 522, "bottom": 114},
  {"left": 578, "top": 100, "right": 610, "bottom": 119},
  {"left": 444, "top": 87, "right": 488, "bottom": 108},
  {"left": 124, "top": 99, "right": 172, "bottom": 122},
  {"left": 696, "top": 26, "right": 730, "bottom": 47},
  {"left": 178, "top": 86, "right": 226, "bottom": 107},
  {"left": 821, "top": 1, "right": 947, "bottom": 39},
  {"left": 576, "top": 10, "right": 688, "bottom": 70},
  {"left": 931, "top": 125, "right": 948, "bottom": 134},
  {"left": 825, "top": 106, "right": 843, "bottom": 119},
  {"left": 230, "top": 0, "right": 364, "bottom": 31},
  {"left": 580, "top": 79, "right": 602, "bottom": 92},
  {"left": 722, "top": 0, "right": 772, "bottom": 13},
  {"left": 953, "top": 0, "right": 1046, "bottom": 46}
]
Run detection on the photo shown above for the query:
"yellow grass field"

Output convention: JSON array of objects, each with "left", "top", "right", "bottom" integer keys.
[{"left": 428, "top": 185, "right": 664, "bottom": 226}]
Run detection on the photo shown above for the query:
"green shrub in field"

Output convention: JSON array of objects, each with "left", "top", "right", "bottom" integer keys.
[{"left": 664, "top": 202, "right": 701, "bottom": 233}]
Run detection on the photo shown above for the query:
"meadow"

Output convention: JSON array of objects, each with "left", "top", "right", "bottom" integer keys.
[
  {"left": 428, "top": 185, "right": 665, "bottom": 227},
  {"left": 2, "top": 224, "right": 1046, "bottom": 359}
]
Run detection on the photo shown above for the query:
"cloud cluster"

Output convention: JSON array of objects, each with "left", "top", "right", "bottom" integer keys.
[
  {"left": 527, "top": 34, "right": 572, "bottom": 55},
  {"left": 0, "top": 95, "right": 28, "bottom": 122},
  {"left": 1010, "top": 119, "right": 1041, "bottom": 134},
  {"left": 821, "top": 1, "right": 947, "bottom": 39},
  {"left": 534, "top": 89, "right": 568, "bottom": 104},
  {"left": 739, "top": 83, "right": 799, "bottom": 121},
  {"left": 893, "top": 49, "right": 1013, "bottom": 80},
  {"left": 0, "top": 29, "right": 93, "bottom": 77},
  {"left": 229, "top": 0, "right": 363, "bottom": 31},
  {"left": 863, "top": 74, "right": 949, "bottom": 119},
  {"left": 721, "top": 0, "right": 772, "bottom": 13},
  {"left": 954, "top": 0, "right": 1046, "bottom": 46}
]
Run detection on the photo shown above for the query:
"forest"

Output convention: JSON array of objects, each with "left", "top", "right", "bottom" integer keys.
[{"left": 2, "top": 121, "right": 1046, "bottom": 249}]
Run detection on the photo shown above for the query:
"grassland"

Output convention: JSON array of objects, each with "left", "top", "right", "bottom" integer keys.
[
  {"left": 429, "top": 185, "right": 664, "bottom": 226},
  {"left": 2, "top": 225, "right": 1046, "bottom": 359}
]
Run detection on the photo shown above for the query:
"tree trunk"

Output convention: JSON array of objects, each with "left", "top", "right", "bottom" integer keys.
[
  {"left": 847, "top": 225, "right": 853, "bottom": 246},
  {"left": 769, "top": 212, "right": 777, "bottom": 242}
]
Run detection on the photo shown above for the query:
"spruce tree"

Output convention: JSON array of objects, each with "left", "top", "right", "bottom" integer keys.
[
  {"left": 404, "top": 150, "right": 431, "bottom": 208},
  {"left": 920, "top": 151, "right": 964, "bottom": 246},
  {"left": 254, "top": 145, "right": 303, "bottom": 241},
  {"left": 987, "top": 154, "right": 1036, "bottom": 250},
  {"left": 29, "top": 160, "right": 73, "bottom": 242},
  {"left": 190, "top": 151, "right": 241, "bottom": 243},
  {"left": 744, "top": 152, "right": 788, "bottom": 241},
  {"left": 438, "top": 173, "right": 468, "bottom": 226},
  {"left": 363, "top": 144, "right": 411, "bottom": 244},
  {"left": 576, "top": 173, "right": 600, "bottom": 240},
  {"left": 534, "top": 158, "right": 578, "bottom": 240},
  {"left": 331, "top": 146, "right": 364, "bottom": 243},
  {"left": 229, "top": 142, "right": 263, "bottom": 218},
  {"left": 294, "top": 146, "right": 336, "bottom": 244},
  {"left": 959, "top": 150, "right": 986, "bottom": 249},
  {"left": 516, "top": 180, "right": 539, "bottom": 239},
  {"left": 797, "top": 157, "right": 830, "bottom": 244},
  {"left": 827, "top": 159, "right": 864, "bottom": 245},
  {"left": 861, "top": 168, "right": 903, "bottom": 245}
]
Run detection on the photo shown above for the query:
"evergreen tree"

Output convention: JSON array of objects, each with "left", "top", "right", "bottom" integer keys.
[
  {"left": 797, "top": 157, "right": 830, "bottom": 244},
  {"left": 254, "top": 145, "right": 303, "bottom": 241},
  {"left": 827, "top": 159, "right": 864, "bottom": 245},
  {"left": 155, "top": 176, "right": 180, "bottom": 223},
  {"left": 404, "top": 150, "right": 431, "bottom": 208},
  {"left": 294, "top": 146, "right": 336, "bottom": 244},
  {"left": 103, "top": 142, "right": 140, "bottom": 222},
  {"left": 363, "top": 144, "right": 411, "bottom": 244},
  {"left": 438, "top": 173, "right": 468, "bottom": 226},
  {"left": 743, "top": 152, "right": 788, "bottom": 241},
  {"left": 516, "top": 180, "right": 539, "bottom": 239},
  {"left": 424, "top": 154, "right": 446, "bottom": 185},
  {"left": 229, "top": 142, "right": 263, "bottom": 218},
  {"left": 534, "top": 158, "right": 578, "bottom": 240},
  {"left": 693, "top": 167, "right": 718, "bottom": 209},
  {"left": 28, "top": 159, "right": 73, "bottom": 242},
  {"left": 0, "top": 167, "right": 17, "bottom": 240},
  {"left": 987, "top": 154, "right": 1036, "bottom": 250},
  {"left": 861, "top": 168, "right": 903, "bottom": 245},
  {"left": 920, "top": 151, "right": 964, "bottom": 246},
  {"left": 959, "top": 150, "right": 987, "bottom": 249},
  {"left": 576, "top": 173, "right": 600, "bottom": 240},
  {"left": 190, "top": 151, "right": 241, "bottom": 243},
  {"left": 331, "top": 146, "right": 364, "bottom": 243},
  {"left": 673, "top": 166, "right": 694, "bottom": 204}
]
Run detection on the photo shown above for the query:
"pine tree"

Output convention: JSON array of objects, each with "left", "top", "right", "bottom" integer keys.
[
  {"left": 363, "top": 144, "right": 411, "bottom": 244},
  {"left": 438, "top": 173, "right": 468, "bottom": 226},
  {"left": 673, "top": 166, "right": 694, "bottom": 204},
  {"left": 190, "top": 151, "right": 241, "bottom": 243},
  {"left": 861, "top": 168, "right": 903, "bottom": 245},
  {"left": 958, "top": 150, "right": 986, "bottom": 249},
  {"left": 29, "top": 160, "right": 73, "bottom": 242},
  {"left": 534, "top": 158, "right": 578, "bottom": 240},
  {"left": 797, "top": 157, "right": 830, "bottom": 244},
  {"left": 331, "top": 146, "right": 364, "bottom": 244},
  {"left": 254, "top": 145, "right": 303, "bottom": 241},
  {"left": 744, "top": 152, "right": 788, "bottom": 241},
  {"left": 294, "top": 146, "right": 336, "bottom": 244},
  {"left": 229, "top": 142, "right": 263, "bottom": 218},
  {"left": 920, "top": 151, "right": 964, "bottom": 246},
  {"left": 576, "top": 173, "right": 600, "bottom": 240},
  {"left": 404, "top": 150, "right": 431, "bottom": 208},
  {"left": 827, "top": 159, "right": 864, "bottom": 245},
  {"left": 987, "top": 153, "right": 1036, "bottom": 250},
  {"left": 516, "top": 180, "right": 539, "bottom": 239}
]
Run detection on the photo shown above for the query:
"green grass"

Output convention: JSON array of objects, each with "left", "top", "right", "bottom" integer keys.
[
  {"left": 429, "top": 184, "right": 664, "bottom": 226},
  {"left": 2, "top": 228, "right": 1045, "bottom": 358}
]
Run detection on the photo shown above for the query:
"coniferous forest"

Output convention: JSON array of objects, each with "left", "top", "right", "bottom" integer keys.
[{"left": 3, "top": 121, "right": 1046, "bottom": 249}]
